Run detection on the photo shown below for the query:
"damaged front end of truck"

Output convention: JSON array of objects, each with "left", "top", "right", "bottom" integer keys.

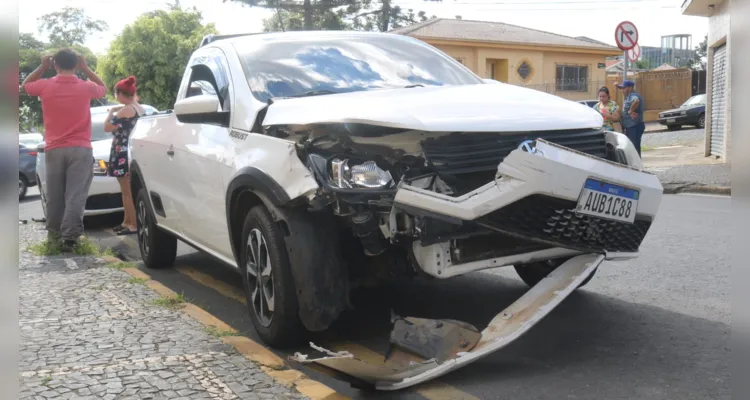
[{"left": 256, "top": 114, "right": 662, "bottom": 390}]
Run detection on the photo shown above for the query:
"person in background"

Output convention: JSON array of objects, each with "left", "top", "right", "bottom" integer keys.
[
  {"left": 104, "top": 76, "right": 144, "bottom": 236},
  {"left": 22, "top": 49, "right": 107, "bottom": 252},
  {"left": 595, "top": 86, "right": 620, "bottom": 131},
  {"left": 617, "top": 80, "right": 645, "bottom": 156}
]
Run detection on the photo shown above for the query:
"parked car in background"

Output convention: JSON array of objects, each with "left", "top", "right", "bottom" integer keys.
[
  {"left": 19, "top": 144, "right": 38, "bottom": 200},
  {"left": 36, "top": 105, "right": 159, "bottom": 218},
  {"left": 19, "top": 133, "right": 44, "bottom": 148},
  {"left": 657, "top": 94, "right": 706, "bottom": 130},
  {"left": 577, "top": 99, "right": 599, "bottom": 108}
]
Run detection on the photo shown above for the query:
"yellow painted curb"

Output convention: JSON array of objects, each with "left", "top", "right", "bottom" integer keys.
[
  {"left": 145, "top": 280, "right": 179, "bottom": 298},
  {"left": 123, "top": 268, "right": 150, "bottom": 281},
  {"left": 221, "top": 336, "right": 286, "bottom": 368},
  {"left": 181, "top": 303, "right": 236, "bottom": 333}
]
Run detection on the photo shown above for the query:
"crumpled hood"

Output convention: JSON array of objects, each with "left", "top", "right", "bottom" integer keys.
[{"left": 262, "top": 83, "right": 603, "bottom": 132}]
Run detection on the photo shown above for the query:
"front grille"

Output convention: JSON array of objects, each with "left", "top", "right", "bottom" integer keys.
[
  {"left": 421, "top": 128, "right": 607, "bottom": 176},
  {"left": 478, "top": 194, "right": 651, "bottom": 253},
  {"left": 86, "top": 193, "right": 123, "bottom": 210}
]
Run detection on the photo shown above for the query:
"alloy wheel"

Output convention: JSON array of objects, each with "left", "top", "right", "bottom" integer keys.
[
  {"left": 137, "top": 200, "right": 150, "bottom": 257},
  {"left": 699, "top": 115, "right": 705, "bottom": 129},
  {"left": 246, "top": 228, "right": 274, "bottom": 327}
]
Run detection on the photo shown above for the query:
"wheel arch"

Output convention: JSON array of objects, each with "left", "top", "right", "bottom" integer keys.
[{"left": 226, "top": 167, "right": 348, "bottom": 332}]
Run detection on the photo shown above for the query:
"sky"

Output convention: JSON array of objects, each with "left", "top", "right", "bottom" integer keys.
[{"left": 18, "top": 0, "right": 708, "bottom": 56}]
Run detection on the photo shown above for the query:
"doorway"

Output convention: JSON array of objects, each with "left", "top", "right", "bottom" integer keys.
[{"left": 486, "top": 59, "right": 509, "bottom": 83}]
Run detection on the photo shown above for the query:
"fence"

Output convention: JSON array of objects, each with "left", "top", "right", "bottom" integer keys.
[{"left": 519, "top": 68, "right": 699, "bottom": 122}]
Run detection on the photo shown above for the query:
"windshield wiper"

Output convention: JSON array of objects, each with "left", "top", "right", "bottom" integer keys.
[
  {"left": 404, "top": 84, "right": 425, "bottom": 88},
  {"left": 285, "top": 90, "right": 339, "bottom": 98}
]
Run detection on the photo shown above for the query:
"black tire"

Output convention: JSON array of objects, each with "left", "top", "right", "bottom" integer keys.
[
  {"left": 667, "top": 124, "right": 681, "bottom": 131},
  {"left": 240, "top": 204, "right": 305, "bottom": 348},
  {"left": 697, "top": 113, "right": 705, "bottom": 129},
  {"left": 135, "top": 188, "right": 177, "bottom": 269},
  {"left": 18, "top": 175, "right": 28, "bottom": 200},
  {"left": 514, "top": 257, "right": 597, "bottom": 289},
  {"left": 37, "top": 176, "right": 47, "bottom": 218}
]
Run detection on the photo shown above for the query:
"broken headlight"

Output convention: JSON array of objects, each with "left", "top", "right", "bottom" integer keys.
[{"left": 330, "top": 158, "right": 394, "bottom": 189}]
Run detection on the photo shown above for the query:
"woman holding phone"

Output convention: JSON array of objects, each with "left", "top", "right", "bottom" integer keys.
[
  {"left": 595, "top": 86, "right": 621, "bottom": 131},
  {"left": 104, "top": 76, "right": 145, "bottom": 236}
]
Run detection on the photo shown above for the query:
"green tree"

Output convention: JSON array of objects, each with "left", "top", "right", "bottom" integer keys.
[
  {"left": 349, "top": 0, "right": 435, "bottom": 32},
  {"left": 262, "top": 7, "right": 351, "bottom": 31},
  {"left": 230, "top": 0, "right": 357, "bottom": 31},
  {"left": 37, "top": 7, "right": 108, "bottom": 47},
  {"left": 96, "top": 6, "right": 217, "bottom": 110},
  {"left": 693, "top": 34, "right": 707, "bottom": 70},
  {"left": 19, "top": 8, "right": 106, "bottom": 131}
]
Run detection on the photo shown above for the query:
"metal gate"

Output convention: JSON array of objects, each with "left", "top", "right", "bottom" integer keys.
[{"left": 710, "top": 44, "right": 727, "bottom": 158}]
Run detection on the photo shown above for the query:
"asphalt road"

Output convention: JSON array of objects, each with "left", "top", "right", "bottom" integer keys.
[
  {"left": 642, "top": 127, "right": 705, "bottom": 148},
  {"left": 19, "top": 193, "right": 730, "bottom": 400}
]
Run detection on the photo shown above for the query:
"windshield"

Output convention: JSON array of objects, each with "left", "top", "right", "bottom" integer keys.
[
  {"left": 234, "top": 34, "right": 483, "bottom": 102},
  {"left": 682, "top": 94, "right": 706, "bottom": 107}
]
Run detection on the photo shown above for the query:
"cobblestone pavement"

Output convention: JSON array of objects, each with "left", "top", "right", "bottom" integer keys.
[{"left": 18, "top": 223, "right": 309, "bottom": 400}]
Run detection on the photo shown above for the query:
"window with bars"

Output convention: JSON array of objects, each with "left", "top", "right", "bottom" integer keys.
[{"left": 555, "top": 65, "right": 589, "bottom": 92}]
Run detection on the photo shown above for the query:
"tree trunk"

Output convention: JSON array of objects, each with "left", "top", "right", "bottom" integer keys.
[
  {"left": 379, "top": 0, "right": 391, "bottom": 32},
  {"left": 304, "top": 0, "right": 313, "bottom": 30}
]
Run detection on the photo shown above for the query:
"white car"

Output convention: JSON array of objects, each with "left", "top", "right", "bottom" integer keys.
[
  {"left": 128, "top": 31, "right": 663, "bottom": 389},
  {"left": 36, "top": 105, "right": 158, "bottom": 219}
]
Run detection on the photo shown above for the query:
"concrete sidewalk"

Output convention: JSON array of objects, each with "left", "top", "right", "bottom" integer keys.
[{"left": 642, "top": 142, "right": 730, "bottom": 195}]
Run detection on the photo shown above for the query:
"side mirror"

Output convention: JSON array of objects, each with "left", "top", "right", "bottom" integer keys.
[
  {"left": 482, "top": 78, "right": 502, "bottom": 84},
  {"left": 174, "top": 95, "right": 229, "bottom": 126},
  {"left": 36, "top": 142, "right": 45, "bottom": 153}
]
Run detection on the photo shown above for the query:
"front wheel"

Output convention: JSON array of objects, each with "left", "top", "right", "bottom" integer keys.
[
  {"left": 18, "top": 176, "right": 28, "bottom": 200},
  {"left": 514, "top": 257, "right": 597, "bottom": 289},
  {"left": 240, "top": 205, "right": 305, "bottom": 348},
  {"left": 135, "top": 188, "right": 177, "bottom": 269}
]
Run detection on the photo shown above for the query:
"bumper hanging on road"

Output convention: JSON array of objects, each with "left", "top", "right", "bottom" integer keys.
[{"left": 290, "top": 253, "right": 606, "bottom": 390}]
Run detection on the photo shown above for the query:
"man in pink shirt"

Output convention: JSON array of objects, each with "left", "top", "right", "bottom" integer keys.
[{"left": 22, "top": 49, "right": 107, "bottom": 251}]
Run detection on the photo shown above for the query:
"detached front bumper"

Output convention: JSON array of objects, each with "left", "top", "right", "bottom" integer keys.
[{"left": 397, "top": 138, "right": 663, "bottom": 277}]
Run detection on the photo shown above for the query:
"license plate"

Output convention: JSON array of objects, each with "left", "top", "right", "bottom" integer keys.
[
  {"left": 576, "top": 178, "right": 639, "bottom": 224},
  {"left": 667, "top": 118, "right": 676, "bottom": 123}
]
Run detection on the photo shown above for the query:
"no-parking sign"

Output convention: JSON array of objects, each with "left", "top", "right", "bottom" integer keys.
[
  {"left": 627, "top": 44, "right": 641, "bottom": 62},
  {"left": 615, "top": 21, "right": 639, "bottom": 51}
]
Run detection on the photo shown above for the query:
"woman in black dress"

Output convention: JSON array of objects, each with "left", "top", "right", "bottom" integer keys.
[{"left": 104, "top": 76, "right": 145, "bottom": 235}]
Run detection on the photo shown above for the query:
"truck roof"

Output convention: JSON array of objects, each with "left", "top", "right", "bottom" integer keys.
[{"left": 198, "top": 31, "right": 408, "bottom": 49}]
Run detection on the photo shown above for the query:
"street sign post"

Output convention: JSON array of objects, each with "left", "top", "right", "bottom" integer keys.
[
  {"left": 615, "top": 21, "right": 639, "bottom": 94},
  {"left": 615, "top": 21, "right": 639, "bottom": 51},
  {"left": 627, "top": 44, "right": 641, "bottom": 63}
]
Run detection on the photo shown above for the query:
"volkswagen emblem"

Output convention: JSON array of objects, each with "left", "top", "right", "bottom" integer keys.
[{"left": 518, "top": 139, "right": 542, "bottom": 155}]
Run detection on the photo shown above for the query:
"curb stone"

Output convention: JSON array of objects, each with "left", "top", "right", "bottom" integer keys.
[
  {"left": 661, "top": 183, "right": 731, "bottom": 196},
  {"left": 97, "top": 254, "right": 349, "bottom": 400}
]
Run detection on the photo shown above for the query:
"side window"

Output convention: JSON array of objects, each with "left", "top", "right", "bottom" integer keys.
[{"left": 184, "top": 50, "right": 232, "bottom": 112}]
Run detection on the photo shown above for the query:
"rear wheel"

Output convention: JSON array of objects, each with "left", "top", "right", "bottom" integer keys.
[
  {"left": 135, "top": 188, "right": 177, "bottom": 269},
  {"left": 697, "top": 113, "right": 705, "bottom": 129},
  {"left": 18, "top": 175, "right": 28, "bottom": 200},
  {"left": 240, "top": 204, "right": 305, "bottom": 348},
  {"left": 514, "top": 257, "right": 597, "bottom": 289}
]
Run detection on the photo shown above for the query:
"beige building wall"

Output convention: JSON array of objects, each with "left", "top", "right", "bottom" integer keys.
[{"left": 431, "top": 43, "right": 610, "bottom": 101}]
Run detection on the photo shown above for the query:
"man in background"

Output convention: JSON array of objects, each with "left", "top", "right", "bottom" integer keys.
[
  {"left": 22, "top": 49, "right": 107, "bottom": 251},
  {"left": 617, "top": 80, "right": 645, "bottom": 157}
]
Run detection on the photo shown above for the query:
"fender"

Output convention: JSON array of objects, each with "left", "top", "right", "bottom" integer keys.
[{"left": 225, "top": 167, "right": 348, "bottom": 332}]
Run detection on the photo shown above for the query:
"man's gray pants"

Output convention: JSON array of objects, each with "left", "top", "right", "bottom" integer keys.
[{"left": 44, "top": 146, "right": 94, "bottom": 241}]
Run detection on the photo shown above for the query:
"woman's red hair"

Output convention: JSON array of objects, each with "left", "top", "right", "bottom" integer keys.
[{"left": 115, "top": 76, "right": 137, "bottom": 96}]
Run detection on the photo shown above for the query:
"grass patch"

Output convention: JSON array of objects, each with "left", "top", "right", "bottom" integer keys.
[
  {"left": 27, "top": 240, "right": 62, "bottom": 256},
  {"left": 40, "top": 376, "right": 51, "bottom": 386},
  {"left": 127, "top": 277, "right": 148, "bottom": 285},
  {"left": 108, "top": 261, "right": 137, "bottom": 270},
  {"left": 101, "top": 248, "right": 118, "bottom": 257},
  {"left": 149, "top": 293, "right": 186, "bottom": 310},
  {"left": 204, "top": 326, "right": 241, "bottom": 338},
  {"left": 27, "top": 236, "right": 104, "bottom": 257},
  {"left": 641, "top": 145, "right": 656, "bottom": 152}
]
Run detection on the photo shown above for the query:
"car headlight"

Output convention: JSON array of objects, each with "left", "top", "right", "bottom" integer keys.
[
  {"left": 329, "top": 158, "right": 394, "bottom": 189},
  {"left": 93, "top": 159, "right": 108, "bottom": 176},
  {"left": 604, "top": 131, "right": 643, "bottom": 170}
]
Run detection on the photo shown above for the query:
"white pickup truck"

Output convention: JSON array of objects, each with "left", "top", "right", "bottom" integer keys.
[{"left": 128, "top": 31, "right": 663, "bottom": 390}]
